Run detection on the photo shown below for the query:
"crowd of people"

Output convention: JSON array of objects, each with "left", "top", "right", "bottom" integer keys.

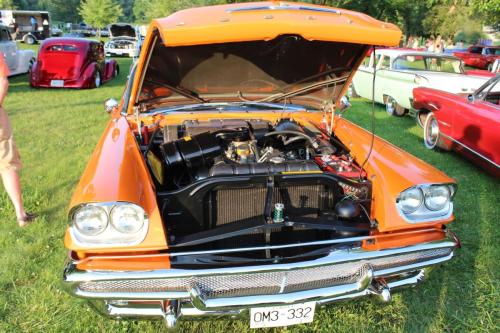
[{"left": 403, "top": 35, "right": 466, "bottom": 53}]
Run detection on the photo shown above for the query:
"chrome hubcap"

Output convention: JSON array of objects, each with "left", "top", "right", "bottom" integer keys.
[
  {"left": 386, "top": 99, "right": 395, "bottom": 114},
  {"left": 426, "top": 118, "right": 439, "bottom": 146}
]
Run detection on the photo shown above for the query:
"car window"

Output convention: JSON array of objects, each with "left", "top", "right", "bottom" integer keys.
[
  {"left": 361, "top": 54, "right": 371, "bottom": 68},
  {"left": 393, "top": 55, "right": 425, "bottom": 70},
  {"left": 46, "top": 45, "right": 78, "bottom": 51},
  {"left": 0, "top": 28, "right": 10, "bottom": 42},
  {"left": 476, "top": 78, "right": 500, "bottom": 106},
  {"left": 485, "top": 48, "right": 500, "bottom": 55},
  {"left": 470, "top": 47, "right": 482, "bottom": 54},
  {"left": 377, "top": 55, "right": 390, "bottom": 69}
]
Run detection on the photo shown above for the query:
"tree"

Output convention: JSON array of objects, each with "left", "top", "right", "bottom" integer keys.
[
  {"left": 471, "top": 0, "right": 500, "bottom": 26},
  {"left": 79, "top": 0, "right": 123, "bottom": 36},
  {"left": 0, "top": 0, "right": 16, "bottom": 8},
  {"left": 133, "top": 0, "right": 225, "bottom": 23},
  {"left": 42, "top": 0, "right": 81, "bottom": 22}
]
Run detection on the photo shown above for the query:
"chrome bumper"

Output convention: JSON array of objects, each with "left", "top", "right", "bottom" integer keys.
[{"left": 63, "top": 233, "right": 458, "bottom": 329}]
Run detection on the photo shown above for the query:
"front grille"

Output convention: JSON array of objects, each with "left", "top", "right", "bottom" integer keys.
[
  {"left": 78, "top": 247, "right": 452, "bottom": 299},
  {"left": 80, "top": 261, "right": 369, "bottom": 298}
]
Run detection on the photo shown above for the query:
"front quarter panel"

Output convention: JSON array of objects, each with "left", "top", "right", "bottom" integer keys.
[
  {"left": 65, "top": 116, "right": 167, "bottom": 252},
  {"left": 333, "top": 117, "right": 455, "bottom": 232}
]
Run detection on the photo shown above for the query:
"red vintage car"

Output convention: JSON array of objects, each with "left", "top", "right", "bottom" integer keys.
[
  {"left": 30, "top": 38, "right": 119, "bottom": 89},
  {"left": 413, "top": 75, "right": 500, "bottom": 177},
  {"left": 453, "top": 45, "right": 500, "bottom": 70}
]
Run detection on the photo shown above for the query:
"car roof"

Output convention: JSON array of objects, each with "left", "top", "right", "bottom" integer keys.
[
  {"left": 373, "top": 48, "right": 459, "bottom": 59},
  {"left": 472, "top": 45, "right": 500, "bottom": 48},
  {"left": 150, "top": 1, "right": 401, "bottom": 47}
]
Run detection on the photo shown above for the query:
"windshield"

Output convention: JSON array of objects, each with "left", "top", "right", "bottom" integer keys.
[
  {"left": 484, "top": 48, "right": 500, "bottom": 56},
  {"left": 393, "top": 54, "right": 463, "bottom": 74},
  {"left": 137, "top": 34, "right": 366, "bottom": 110},
  {"left": 46, "top": 44, "right": 78, "bottom": 52}
]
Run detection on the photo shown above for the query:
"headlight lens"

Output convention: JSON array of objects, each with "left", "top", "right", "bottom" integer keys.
[
  {"left": 424, "top": 185, "right": 450, "bottom": 211},
  {"left": 73, "top": 206, "right": 108, "bottom": 236},
  {"left": 110, "top": 204, "right": 145, "bottom": 234},
  {"left": 397, "top": 187, "right": 423, "bottom": 213}
]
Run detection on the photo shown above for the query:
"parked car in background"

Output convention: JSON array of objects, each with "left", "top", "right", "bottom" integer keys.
[
  {"left": 104, "top": 23, "right": 140, "bottom": 57},
  {"left": 413, "top": 75, "right": 499, "bottom": 177},
  {"left": 352, "top": 49, "right": 488, "bottom": 117},
  {"left": 62, "top": 2, "right": 459, "bottom": 330},
  {"left": 69, "top": 22, "right": 94, "bottom": 37},
  {"left": 453, "top": 45, "right": 500, "bottom": 70},
  {"left": 0, "top": 10, "right": 52, "bottom": 44},
  {"left": 30, "top": 38, "right": 118, "bottom": 89},
  {"left": 0, "top": 24, "right": 35, "bottom": 75},
  {"left": 51, "top": 25, "right": 63, "bottom": 37},
  {"left": 99, "top": 26, "right": 110, "bottom": 37}
]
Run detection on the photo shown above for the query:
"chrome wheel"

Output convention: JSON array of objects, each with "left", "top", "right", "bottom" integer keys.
[
  {"left": 385, "top": 97, "right": 396, "bottom": 116},
  {"left": 423, "top": 112, "right": 439, "bottom": 149},
  {"left": 94, "top": 71, "right": 101, "bottom": 88}
]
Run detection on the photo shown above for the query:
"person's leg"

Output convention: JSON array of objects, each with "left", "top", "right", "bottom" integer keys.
[{"left": 0, "top": 169, "right": 26, "bottom": 219}]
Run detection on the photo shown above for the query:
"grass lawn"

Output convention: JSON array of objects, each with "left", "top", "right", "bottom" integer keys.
[{"left": 0, "top": 44, "right": 498, "bottom": 333}]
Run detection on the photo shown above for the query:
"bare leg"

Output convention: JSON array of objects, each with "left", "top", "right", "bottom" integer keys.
[{"left": 1, "top": 169, "right": 26, "bottom": 219}]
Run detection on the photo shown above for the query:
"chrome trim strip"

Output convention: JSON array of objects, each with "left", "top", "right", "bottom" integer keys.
[
  {"left": 166, "top": 228, "right": 438, "bottom": 257},
  {"left": 440, "top": 132, "right": 500, "bottom": 168},
  {"left": 226, "top": 4, "right": 341, "bottom": 14},
  {"left": 64, "top": 237, "right": 456, "bottom": 283}
]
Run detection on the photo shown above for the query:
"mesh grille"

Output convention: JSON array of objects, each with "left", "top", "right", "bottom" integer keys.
[
  {"left": 78, "top": 247, "right": 452, "bottom": 298},
  {"left": 80, "top": 261, "right": 368, "bottom": 298},
  {"left": 212, "top": 184, "right": 327, "bottom": 226}
]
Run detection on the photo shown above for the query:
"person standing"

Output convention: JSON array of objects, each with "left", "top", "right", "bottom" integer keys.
[
  {"left": 30, "top": 16, "right": 37, "bottom": 32},
  {"left": 0, "top": 54, "right": 36, "bottom": 226}
]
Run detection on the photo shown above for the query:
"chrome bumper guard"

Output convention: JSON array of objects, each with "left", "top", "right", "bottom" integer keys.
[{"left": 63, "top": 233, "right": 458, "bottom": 329}]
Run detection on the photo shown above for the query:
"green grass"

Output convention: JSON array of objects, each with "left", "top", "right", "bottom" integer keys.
[{"left": 0, "top": 44, "right": 498, "bottom": 333}]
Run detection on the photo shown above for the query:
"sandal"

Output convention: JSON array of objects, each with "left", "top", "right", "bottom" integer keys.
[{"left": 17, "top": 212, "right": 37, "bottom": 227}]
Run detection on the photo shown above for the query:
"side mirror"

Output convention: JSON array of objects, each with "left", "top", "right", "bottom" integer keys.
[
  {"left": 339, "top": 95, "right": 351, "bottom": 111},
  {"left": 467, "top": 94, "right": 474, "bottom": 103},
  {"left": 104, "top": 98, "right": 119, "bottom": 113}
]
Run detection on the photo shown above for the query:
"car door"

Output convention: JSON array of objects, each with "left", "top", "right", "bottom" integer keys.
[
  {"left": 0, "top": 27, "right": 17, "bottom": 70},
  {"left": 352, "top": 53, "right": 374, "bottom": 99},
  {"left": 373, "top": 54, "right": 391, "bottom": 104},
  {"left": 466, "top": 46, "right": 484, "bottom": 68},
  {"left": 452, "top": 78, "right": 500, "bottom": 165}
]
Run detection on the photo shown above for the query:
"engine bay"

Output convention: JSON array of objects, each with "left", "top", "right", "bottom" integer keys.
[
  {"left": 140, "top": 117, "right": 372, "bottom": 255},
  {"left": 144, "top": 118, "right": 366, "bottom": 187}
]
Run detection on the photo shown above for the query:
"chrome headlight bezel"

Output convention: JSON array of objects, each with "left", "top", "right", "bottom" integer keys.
[
  {"left": 69, "top": 202, "right": 149, "bottom": 248},
  {"left": 396, "top": 184, "right": 456, "bottom": 223}
]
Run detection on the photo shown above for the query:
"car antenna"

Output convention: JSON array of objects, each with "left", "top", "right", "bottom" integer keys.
[{"left": 359, "top": 46, "right": 377, "bottom": 180}]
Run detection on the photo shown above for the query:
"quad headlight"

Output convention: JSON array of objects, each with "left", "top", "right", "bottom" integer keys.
[
  {"left": 69, "top": 202, "right": 148, "bottom": 247},
  {"left": 398, "top": 187, "right": 423, "bottom": 213},
  {"left": 424, "top": 185, "right": 451, "bottom": 211},
  {"left": 397, "top": 184, "right": 456, "bottom": 223},
  {"left": 73, "top": 205, "right": 108, "bottom": 236},
  {"left": 110, "top": 205, "right": 145, "bottom": 234}
]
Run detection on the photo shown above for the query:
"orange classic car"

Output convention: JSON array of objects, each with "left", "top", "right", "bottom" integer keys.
[{"left": 63, "top": 2, "right": 460, "bottom": 330}]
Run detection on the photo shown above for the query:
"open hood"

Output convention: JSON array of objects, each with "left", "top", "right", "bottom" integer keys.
[
  {"left": 138, "top": 35, "right": 368, "bottom": 109},
  {"left": 109, "top": 23, "right": 136, "bottom": 39},
  {"left": 132, "top": 2, "right": 402, "bottom": 113}
]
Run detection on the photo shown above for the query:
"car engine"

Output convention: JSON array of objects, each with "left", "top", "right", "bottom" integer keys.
[{"left": 143, "top": 118, "right": 371, "bottom": 252}]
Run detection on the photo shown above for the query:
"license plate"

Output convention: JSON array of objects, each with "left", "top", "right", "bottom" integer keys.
[
  {"left": 50, "top": 80, "right": 64, "bottom": 87},
  {"left": 250, "top": 302, "right": 315, "bottom": 328}
]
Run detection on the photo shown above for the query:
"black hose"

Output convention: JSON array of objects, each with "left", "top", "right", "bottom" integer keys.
[{"left": 264, "top": 130, "right": 316, "bottom": 147}]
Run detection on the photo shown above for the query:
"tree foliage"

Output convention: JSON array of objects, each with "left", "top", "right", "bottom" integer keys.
[
  {"left": 0, "top": 0, "right": 495, "bottom": 41},
  {"left": 471, "top": 0, "right": 500, "bottom": 25},
  {"left": 0, "top": 0, "right": 16, "bottom": 8},
  {"left": 79, "top": 0, "right": 123, "bottom": 32}
]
